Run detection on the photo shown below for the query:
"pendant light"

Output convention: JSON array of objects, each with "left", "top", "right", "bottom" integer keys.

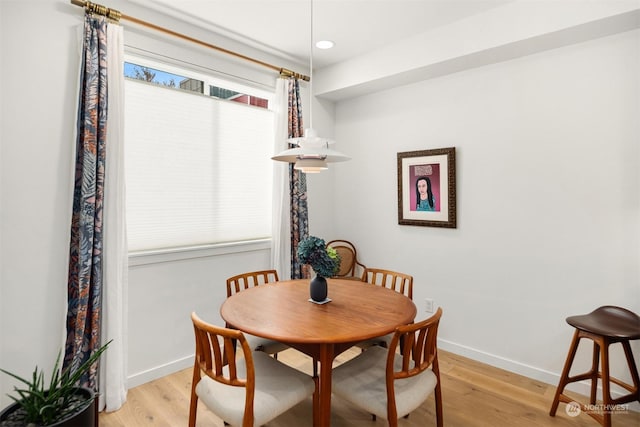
[{"left": 271, "top": 0, "right": 350, "bottom": 173}]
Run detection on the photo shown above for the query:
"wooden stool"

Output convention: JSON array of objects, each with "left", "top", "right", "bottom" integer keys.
[{"left": 549, "top": 306, "right": 640, "bottom": 426}]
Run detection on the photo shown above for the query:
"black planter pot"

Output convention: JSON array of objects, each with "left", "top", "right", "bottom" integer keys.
[
  {"left": 310, "top": 275, "right": 328, "bottom": 302},
  {"left": 0, "top": 387, "right": 96, "bottom": 427}
]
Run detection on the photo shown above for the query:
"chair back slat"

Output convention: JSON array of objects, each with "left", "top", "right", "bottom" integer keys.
[
  {"left": 226, "top": 269, "right": 279, "bottom": 297},
  {"left": 191, "top": 312, "right": 254, "bottom": 391},
  {"left": 388, "top": 307, "right": 442, "bottom": 381},
  {"left": 362, "top": 268, "right": 414, "bottom": 299},
  {"left": 383, "top": 308, "right": 442, "bottom": 423}
]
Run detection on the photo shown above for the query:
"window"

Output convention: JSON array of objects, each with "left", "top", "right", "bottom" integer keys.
[{"left": 124, "top": 58, "right": 274, "bottom": 252}]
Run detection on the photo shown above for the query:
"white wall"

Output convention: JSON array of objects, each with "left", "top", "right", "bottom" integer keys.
[
  {"left": 0, "top": 0, "right": 301, "bottom": 407},
  {"left": 126, "top": 245, "right": 271, "bottom": 387},
  {"left": 1, "top": 0, "right": 639, "bottom": 411},
  {"left": 324, "top": 29, "right": 640, "bottom": 399},
  {"left": 1, "top": 0, "right": 78, "bottom": 408}
]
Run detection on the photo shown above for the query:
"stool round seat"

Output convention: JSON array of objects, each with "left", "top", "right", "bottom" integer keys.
[{"left": 566, "top": 306, "right": 640, "bottom": 340}]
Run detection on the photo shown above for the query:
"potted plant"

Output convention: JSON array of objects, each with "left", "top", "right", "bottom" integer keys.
[
  {"left": 297, "top": 236, "right": 341, "bottom": 302},
  {"left": 0, "top": 341, "right": 110, "bottom": 427}
]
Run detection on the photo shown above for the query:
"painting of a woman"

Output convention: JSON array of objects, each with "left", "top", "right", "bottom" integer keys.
[
  {"left": 415, "top": 176, "right": 435, "bottom": 211},
  {"left": 409, "top": 163, "right": 440, "bottom": 212}
]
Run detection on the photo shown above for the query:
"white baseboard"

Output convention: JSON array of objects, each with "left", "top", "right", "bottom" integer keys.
[
  {"left": 438, "top": 339, "right": 640, "bottom": 413},
  {"left": 127, "top": 355, "right": 194, "bottom": 389}
]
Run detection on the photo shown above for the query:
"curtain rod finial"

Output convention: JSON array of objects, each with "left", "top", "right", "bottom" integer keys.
[
  {"left": 71, "top": 0, "right": 121, "bottom": 22},
  {"left": 279, "top": 68, "right": 310, "bottom": 82}
]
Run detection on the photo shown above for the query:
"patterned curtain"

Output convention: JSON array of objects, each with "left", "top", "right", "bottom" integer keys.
[
  {"left": 288, "top": 78, "right": 309, "bottom": 279},
  {"left": 64, "top": 14, "right": 108, "bottom": 389}
]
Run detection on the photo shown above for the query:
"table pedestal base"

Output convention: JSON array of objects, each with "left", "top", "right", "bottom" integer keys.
[{"left": 291, "top": 342, "right": 356, "bottom": 427}]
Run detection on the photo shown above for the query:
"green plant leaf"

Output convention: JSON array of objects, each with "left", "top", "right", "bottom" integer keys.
[{"left": 0, "top": 340, "right": 111, "bottom": 425}]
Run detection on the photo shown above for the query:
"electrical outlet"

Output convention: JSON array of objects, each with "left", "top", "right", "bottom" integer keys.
[{"left": 424, "top": 298, "right": 434, "bottom": 313}]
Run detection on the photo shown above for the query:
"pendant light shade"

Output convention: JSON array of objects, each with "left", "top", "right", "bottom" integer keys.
[
  {"left": 272, "top": 128, "right": 350, "bottom": 167},
  {"left": 271, "top": 0, "right": 350, "bottom": 173},
  {"left": 294, "top": 158, "right": 328, "bottom": 173}
]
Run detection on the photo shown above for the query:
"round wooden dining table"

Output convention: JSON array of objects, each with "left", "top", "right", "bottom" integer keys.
[{"left": 220, "top": 278, "right": 417, "bottom": 427}]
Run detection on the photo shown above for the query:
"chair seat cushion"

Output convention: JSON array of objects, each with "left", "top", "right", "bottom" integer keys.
[
  {"left": 245, "top": 334, "right": 290, "bottom": 354},
  {"left": 356, "top": 333, "right": 393, "bottom": 349},
  {"left": 195, "top": 351, "right": 314, "bottom": 426},
  {"left": 332, "top": 345, "right": 437, "bottom": 420}
]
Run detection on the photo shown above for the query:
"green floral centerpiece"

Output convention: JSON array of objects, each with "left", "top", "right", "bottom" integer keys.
[
  {"left": 297, "top": 236, "right": 341, "bottom": 278},
  {"left": 297, "top": 236, "right": 341, "bottom": 302}
]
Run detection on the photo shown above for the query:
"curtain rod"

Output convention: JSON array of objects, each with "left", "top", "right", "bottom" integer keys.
[{"left": 70, "top": 0, "right": 310, "bottom": 81}]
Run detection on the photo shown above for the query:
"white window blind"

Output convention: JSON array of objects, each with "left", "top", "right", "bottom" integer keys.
[{"left": 124, "top": 80, "right": 274, "bottom": 252}]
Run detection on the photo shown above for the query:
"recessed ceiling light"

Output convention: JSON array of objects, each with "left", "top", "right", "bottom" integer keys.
[{"left": 315, "top": 40, "right": 334, "bottom": 49}]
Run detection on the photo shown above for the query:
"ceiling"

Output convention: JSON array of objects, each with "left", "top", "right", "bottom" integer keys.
[{"left": 133, "top": 0, "right": 514, "bottom": 69}]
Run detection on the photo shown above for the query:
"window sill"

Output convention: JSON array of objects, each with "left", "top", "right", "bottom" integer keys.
[{"left": 128, "top": 239, "right": 271, "bottom": 266}]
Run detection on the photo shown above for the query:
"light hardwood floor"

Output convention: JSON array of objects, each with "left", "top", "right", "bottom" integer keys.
[{"left": 100, "top": 348, "right": 640, "bottom": 427}]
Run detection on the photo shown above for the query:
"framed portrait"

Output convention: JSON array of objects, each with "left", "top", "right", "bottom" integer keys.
[{"left": 397, "top": 147, "right": 456, "bottom": 228}]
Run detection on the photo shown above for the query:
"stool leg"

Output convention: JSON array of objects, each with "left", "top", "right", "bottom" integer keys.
[
  {"left": 600, "top": 338, "right": 611, "bottom": 427},
  {"left": 590, "top": 341, "right": 600, "bottom": 405},
  {"left": 550, "top": 330, "right": 581, "bottom": 416},
  {"left": 621, "top": 341, "right": 640, "bottom": 401}
]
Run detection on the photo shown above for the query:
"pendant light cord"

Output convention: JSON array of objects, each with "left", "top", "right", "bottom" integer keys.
[{"left": 309, "top": 0, "right": 314, "bottom": 130}]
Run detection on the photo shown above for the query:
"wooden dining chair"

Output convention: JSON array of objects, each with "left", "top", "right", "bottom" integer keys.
[
  {"left": 326, "top": 239, "right": 366, "bottom": 280},
  {"left": 226, "top": 269, "right": 280, "bottom": 297},
  {"left": 225, "top": 270, "right": 289, "bottom": 357},
  {"left": 361, "top": 268, "right": 413, "bottom": 299},
  {"left": 332, "top": 308, "right": 444, "bottom": 427},
  {"left": 357, "top": 268, "right": 414, "bottom": 349},
  {"left": 188, "top": 312, "right": 315, "bottom": 427}
]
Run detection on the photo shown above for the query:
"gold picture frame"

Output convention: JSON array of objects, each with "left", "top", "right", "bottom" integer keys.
[{"left": 397, "top": 147, "right": 456, "bottom": 228}]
